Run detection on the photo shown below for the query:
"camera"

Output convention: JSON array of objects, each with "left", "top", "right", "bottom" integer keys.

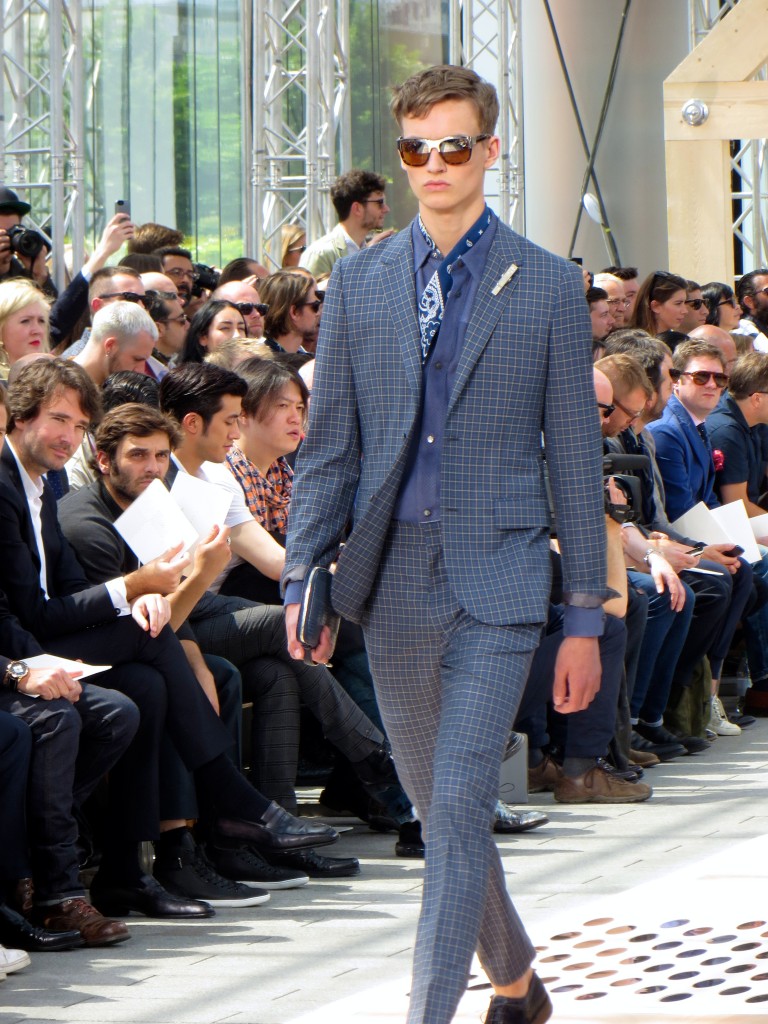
[
  {"left": 192, "top": 262, "right": 220, "bottom": 297},
  {"left": 603, "top": 452, "right": 649, "bottom": 524},
  {"left": 7, "top": 225, "right": 49, "bottom": 261}
]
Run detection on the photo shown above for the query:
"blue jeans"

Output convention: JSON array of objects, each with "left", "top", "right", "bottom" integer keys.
[
  {"left": 0, "top": 683, "right": 139, "bottom": 903},
  {"left": 0, "top": 712, "right": 32, "bottom": 883},
  {"left": 628, "top": 571, "right": 694, "bottom": 724}
]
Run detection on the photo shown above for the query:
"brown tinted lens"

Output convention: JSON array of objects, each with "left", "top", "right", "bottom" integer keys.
[{"left": 398, "top": 140, "right": 429, "bottom": 166}]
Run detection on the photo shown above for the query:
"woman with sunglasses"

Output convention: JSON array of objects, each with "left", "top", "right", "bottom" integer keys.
[
  {"left": 0, "top": 279, "right": 50, "bottom": 380},
  {"left": 702, "top": 281, "right": 743, "bottom": 332},
  {"left": 630, "top": 270, "right": 689, "bottom": 340},
  {"left": 258, "top": 270, "right": 324, "bottom": 354},
  {"left": 179, "top": 300, "right": 247, "bottom": 364},
  {"left": 678, "top": 280, "right": 709, "bottom": 335}
]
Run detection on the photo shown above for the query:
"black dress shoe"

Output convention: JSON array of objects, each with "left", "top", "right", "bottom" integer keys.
[
  {"left": 90, "top": 873, "right": 214, "bottom": 918},
  {"left": 0, "top": 901, "right": 83, "bottom": 952},
  {"left": 217, "top": 801, "right": 338, "bottom": 852},
  {"left": 262, "top": 847, "right": 360, "bottom": 878},
  {"left": 632, "top": 725, "right": 686, "bottom": 760},
  {"left": 485, "top": 973, "right": 552, "bottom": 1023},
  {"left": 668, "top": 730, "right": 710, "bottom": 754},
  {"left": 395, "top": 819, "right": 425, "bottom": 858}
]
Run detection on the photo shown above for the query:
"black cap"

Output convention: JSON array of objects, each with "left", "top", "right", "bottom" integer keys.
[{"left": 0, "top": 185, "right": 31, "bottom": 217}]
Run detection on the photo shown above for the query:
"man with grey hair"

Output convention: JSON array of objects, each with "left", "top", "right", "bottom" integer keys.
[
  {"left": 74, "top": 301, "right": 157, "bottom": 386},
  {"left": 593, "top": 272, "right": 628, "bottom": 329}
]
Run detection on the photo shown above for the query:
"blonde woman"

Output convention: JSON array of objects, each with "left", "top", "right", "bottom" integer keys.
[{"left": 0, "top": 279, "right": 50, "bottom": 379}]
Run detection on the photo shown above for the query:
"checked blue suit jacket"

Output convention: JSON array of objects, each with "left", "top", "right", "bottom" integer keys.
[{"left": 284, "top": 218, "right": 607, "bottom": 627}]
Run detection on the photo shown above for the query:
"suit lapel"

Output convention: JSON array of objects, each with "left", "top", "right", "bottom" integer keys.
[
  {"left": 447, "top": 228, "right": 523, "bottom": 415},
  {"left": 379, "top": 230, "right": 422, "bottom": 395}
]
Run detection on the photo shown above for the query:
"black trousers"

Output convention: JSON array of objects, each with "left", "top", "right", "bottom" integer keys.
[{"left": 48, "top": 617, "right": 232, "bottom": 841}]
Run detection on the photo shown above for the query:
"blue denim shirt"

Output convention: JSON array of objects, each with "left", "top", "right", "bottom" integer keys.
[{"left": 392, "top": 214, "right": 497, "bottom": 523}]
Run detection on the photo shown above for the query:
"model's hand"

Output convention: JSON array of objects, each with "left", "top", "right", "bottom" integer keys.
[
  {"left": 19, "top": 667, "right": 83, "bottom": 702},
  {"left": 552, "top": 636, "right": 601, "bottom": 713},
  {"left": 285, "top": 602, "right": 335, "bottom": 664},
  {"left": 131, "top": 594, "right": 171, "bottom": 636}
]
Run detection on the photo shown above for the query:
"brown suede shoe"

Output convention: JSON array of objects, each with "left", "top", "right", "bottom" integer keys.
[
  {"left": 554, "top": 762, "right": 652, "bottom": 804},
  {"left": 38, "top": 898, "right": 130, "bottom": 947},
  {"left": 527, "top": 756, "right": 564, "bottom": 794},
  {"left": 629, "top": 748, "right": 661, "bottom": 768}
]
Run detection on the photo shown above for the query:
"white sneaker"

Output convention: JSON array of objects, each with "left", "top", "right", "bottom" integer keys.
[
  {"left": 0, "top": 944, "right": 30, "bottom": 974},
  {"left": 708, "top": 696, "right": 741, "bottom": 736}
]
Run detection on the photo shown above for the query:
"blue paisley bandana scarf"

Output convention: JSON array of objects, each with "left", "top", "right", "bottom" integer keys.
[{"left": 416, "top": 205, "right": 492, "bottom": 363}]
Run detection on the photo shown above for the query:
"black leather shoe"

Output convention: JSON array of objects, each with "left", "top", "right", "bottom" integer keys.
[
  {"left": 493, "top": 802, "right": 548, "bottom": 834},
  {"left": 395, "top": 819, "right": 425, "bottom": 858},
  {"left": 668, "top": 730, "right": 710, "bottom": 754},
  {"left": 632, "top": 726, "right": 686, "bottom": 761},
  {"left": 90, "top": 873, "right": 214, "bottom": 919},
  {"left": 218, "top": 802, "right": 338, "bottom": 852},
  {"left": 262, "top": 847, "right": 360, "bottom": 878},
  {"left": 0, "top": 901, "right": 83, "bottom": 952},
  {"left": 485, "top": 973, "right": 552, "bottom": 1023}
]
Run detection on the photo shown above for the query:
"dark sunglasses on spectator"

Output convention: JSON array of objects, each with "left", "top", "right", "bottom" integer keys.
[
  {"left": 684, "top": 298, "right": 705, "bottom": 309},
  {"left": 396, "top": 133, "right": 491, "bottom": 166},
  {"left": 670, "top": 368, "right": 729, "bottom": 388},
  {"left": 299, "top": 299, "right": 323, "bottom": 313},
  {"left": 144, "top": 288, "right": 178, "bottom": 302},
  {"left": 100, "top": 291, "right": 146, "bottom": 305},
  {"left": 719, "top": 296, "right": 739, "bottom": 307},
  {"left": 235, "top": 302, "right": 269, "bottom": 317},
  {"left": 597, "top": 401, "right": 615, "bottom": 419}
]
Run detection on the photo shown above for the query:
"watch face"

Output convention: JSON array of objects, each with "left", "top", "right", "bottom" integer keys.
[{"left": 9, "top": 662, "right": 27, "bottom": 679}]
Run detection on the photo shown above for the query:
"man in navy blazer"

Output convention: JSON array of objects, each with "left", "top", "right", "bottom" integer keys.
[{"left": 283, "top": 66, "right": 607, "bottom": 1024}]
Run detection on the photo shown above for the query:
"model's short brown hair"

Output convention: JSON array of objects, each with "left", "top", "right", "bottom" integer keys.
[
  {"left": 95, "top": 402, "right": 182, "bottom": 462},
  {"left": 7, "top": 357, "right": 102, "bottom": 430},
  {"left": 390, "top": 65, "right": 499, "bottom": 136}
]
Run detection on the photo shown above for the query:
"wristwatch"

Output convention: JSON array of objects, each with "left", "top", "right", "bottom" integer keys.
[{"left": 3, "top": 661, "right": 29, "bottom": 691}]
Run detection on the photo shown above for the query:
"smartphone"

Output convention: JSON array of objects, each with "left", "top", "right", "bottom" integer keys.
[
  {"left": 722, "top": 545, "right": 744, "bottom": 557},
  {"left": 114, "top": 199, "right": 130, "bottom": 218},
  {"left": 685, "top": 543, "right": 705, "bottom": 554}
]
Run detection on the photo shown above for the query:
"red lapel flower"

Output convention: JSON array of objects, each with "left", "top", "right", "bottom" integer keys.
[{"left": 713, "top": 448, "right": 725, "bottom": 472}]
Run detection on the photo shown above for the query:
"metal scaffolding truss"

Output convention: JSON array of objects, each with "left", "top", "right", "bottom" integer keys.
[
  {"left": 0, "top": 0, "right": 85, "bottom": 286},
  {"left": 688, "top": 0, "right": 768, "bottom": 273},
  {"left": 448, "top": 0, "right": 523, "bottom": 233},
  {"left": 243, "top": 0, "right": 350, "bottom": 270}
]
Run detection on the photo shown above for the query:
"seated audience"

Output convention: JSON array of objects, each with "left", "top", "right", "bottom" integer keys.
[
  {"left": 259, "top": 271, "right": 323, "bottom": 354},
  {"left": 74, "top": 301, "right": 157, "bottom": 386},
  {"left": 734, "top": 269, "right": 768, "bottom": 351},
  {"left": 702, "top": 281, "right": 742, "bottom": 333},
  {"left": 592, "top": 272, "right": 628, "bottom": 329},
  {"left": 0, "top": 280, "right": 50, "bottom": 381},
  {"left": 631, "top": 270, "right": 688, "bottom": 341},
  {"left": 179, "top": 300, "right": 247, "bottom": 364},
  {"left": 57, "top": 265, "right": 147, "bottom": 359}
]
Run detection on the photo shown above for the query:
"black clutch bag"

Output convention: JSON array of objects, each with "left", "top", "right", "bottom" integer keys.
[{"left": 296, "top": 566, "right": 341, "bottom": 664}]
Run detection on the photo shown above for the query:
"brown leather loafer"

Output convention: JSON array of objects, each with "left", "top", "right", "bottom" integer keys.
[
  {"left": 38, "top": 897, "right": 130, "bottom": 947},
  {"left": 485, "top": 973, "right": 552, "bottom": 1023},
  {"left": 527, "top": 756, "right": 564, "bottom": 793}
]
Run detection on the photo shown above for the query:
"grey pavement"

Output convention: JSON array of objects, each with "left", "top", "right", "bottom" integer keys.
[{"left": 2, "top": 716, "right": 768, "bottom": 1023}]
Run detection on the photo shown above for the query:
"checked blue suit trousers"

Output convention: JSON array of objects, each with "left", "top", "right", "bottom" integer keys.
[{"left": 362, "top": 522, "right": 543, "bottom": 1024}]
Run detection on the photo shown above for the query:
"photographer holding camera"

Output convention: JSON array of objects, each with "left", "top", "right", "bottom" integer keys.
[{"left": 0, "top": 186, "right": 55, "bottom": 299}]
